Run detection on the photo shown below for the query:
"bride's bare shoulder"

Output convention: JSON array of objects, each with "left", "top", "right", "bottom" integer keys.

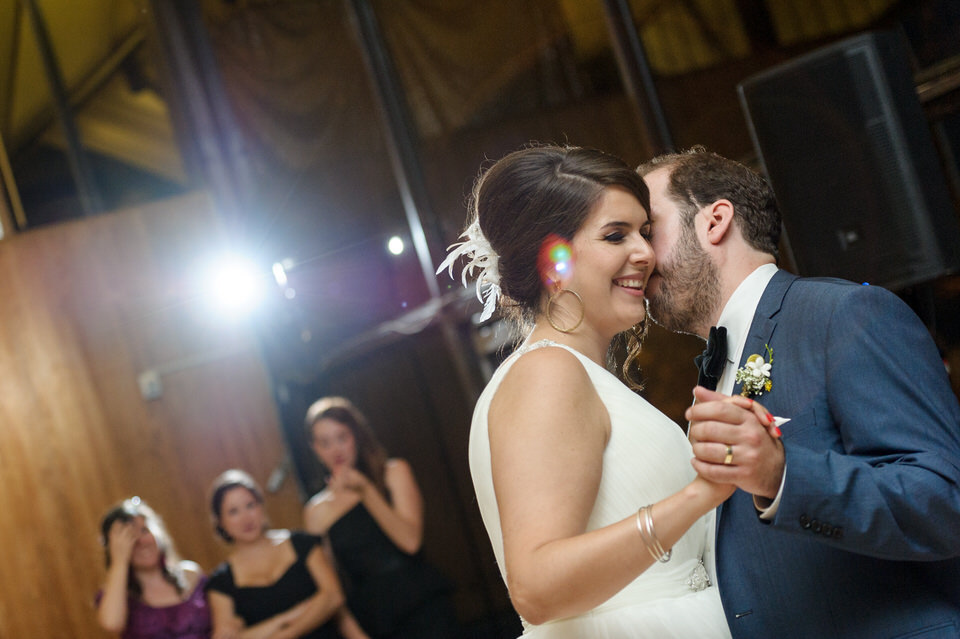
[
  {"left": 493, "top": 344, "right": 596, "bottom": 419},
  {"left": 503, "top": 343, "right": 586, "bottom": 384}
]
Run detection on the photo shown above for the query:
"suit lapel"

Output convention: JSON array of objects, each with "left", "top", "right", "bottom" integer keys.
[
  {"left": 718, "top": 270, "right": 796, "bottom": 523},
  {"left": 735, "top": 270, "right": 795, "bottom": 385}
]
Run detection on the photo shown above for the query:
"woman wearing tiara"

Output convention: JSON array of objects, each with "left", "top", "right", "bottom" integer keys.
[
  {"left": 206, "top": 469, "right": 345, "bottom": 639},
  {"left": 438, "top": 145, "right": 766, "bottom": 637},
  {"left": 96, "top": 498, "right": 213, "bottom": 639}
]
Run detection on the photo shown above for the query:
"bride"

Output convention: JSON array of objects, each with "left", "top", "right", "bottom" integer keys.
[{"left": 439, "top": 144, "right": 740, "bottom": 637}]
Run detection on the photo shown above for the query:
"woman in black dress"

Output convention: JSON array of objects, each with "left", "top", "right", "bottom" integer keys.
[
  {"left": 303, "top": 397, "right": 456, "bottom": 639},
  {"left": 206, "top": 469, "right": 345, "bottom": 639}
]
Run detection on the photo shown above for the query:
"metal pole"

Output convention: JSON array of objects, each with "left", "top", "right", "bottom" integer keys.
[
  {"left": 147, "top": 0, "right": 255, "bottom": 226},
  {"left": 601, "top": 0, "right": 675, "bottom": 155},
  {"left": 19, "top": 0, "right": 103, "bottom": 214},
  {"left": 0, "top": 131, "right": 26, "bottom": 233},
  {"left": 345, "top": 4, "right": 506, "bottom": 629},
  {"left": 345, "top": 0, "right": 482, "bottom": 404}
]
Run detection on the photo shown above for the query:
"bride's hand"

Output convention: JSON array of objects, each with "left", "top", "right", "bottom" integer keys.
[
  {"left": 687, "top": 387, "right": 786, "bottom": 499},
  {"left": 688, "top": 387, "right": 782, "bottom": 443},
  {"left": 691, "top": 474, "right": 737, "bottom": 509}
]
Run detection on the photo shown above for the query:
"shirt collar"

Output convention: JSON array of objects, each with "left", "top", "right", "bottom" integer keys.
[{"left": 717, "top": 263, "right": 778, "bottom": 369}]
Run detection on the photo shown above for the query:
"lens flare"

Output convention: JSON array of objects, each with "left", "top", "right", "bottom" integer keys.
[{"left": 537, "top": 234, "right": 573, "bottom": 287}]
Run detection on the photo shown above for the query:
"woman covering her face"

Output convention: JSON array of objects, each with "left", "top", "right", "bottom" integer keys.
[{"left": 96, "top": 498, "right": 211, "bottom": 638}]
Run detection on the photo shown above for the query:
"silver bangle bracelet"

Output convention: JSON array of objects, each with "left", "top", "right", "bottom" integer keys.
[{"left": 636, "top": 505, "right": 672, "bottom": 563}]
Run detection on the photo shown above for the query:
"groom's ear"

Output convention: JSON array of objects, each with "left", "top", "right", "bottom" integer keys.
[{"left": 701, "top": 199, "right": 735, "bottom": 246}]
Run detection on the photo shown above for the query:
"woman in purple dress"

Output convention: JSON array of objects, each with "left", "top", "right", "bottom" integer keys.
[{"left": 97, "top": 498, "right": 213, "bottom": 639}]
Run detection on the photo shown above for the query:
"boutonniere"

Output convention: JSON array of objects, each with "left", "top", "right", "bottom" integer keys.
[{"left": 735, "top": 344, "right": 773, "bottom": 397}]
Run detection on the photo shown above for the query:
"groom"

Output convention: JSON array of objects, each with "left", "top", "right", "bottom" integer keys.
[{"left": 638, "top": 148, "right": 960, "bottom": 638}]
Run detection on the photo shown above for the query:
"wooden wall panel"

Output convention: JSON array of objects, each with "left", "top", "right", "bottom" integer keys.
[{"left": 0, "top": 191, "right": 302, "bottom": 638}]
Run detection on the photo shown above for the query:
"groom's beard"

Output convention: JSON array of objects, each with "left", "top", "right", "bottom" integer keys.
[{"left": 647, "top": 225, "right": 720, "bottom": 335}]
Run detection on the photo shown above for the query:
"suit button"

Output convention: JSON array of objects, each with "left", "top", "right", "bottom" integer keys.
[
  {"left": 833, "top": 526, "right": 844, "bottom": 539},
  {"left": 799, "top": 514, "right": 811, "bottom": 529},
  {"left": 822, "top": 523, "right": 833, "bottom": 536},
  {"left": 811, "top": 520, "right": 822, "bottom": 533}
]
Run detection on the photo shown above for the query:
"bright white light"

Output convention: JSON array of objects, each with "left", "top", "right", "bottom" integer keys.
[
  {"left": 204, "top": 254, "right": 266, "bottom": 315},
  {"left": 387, "top": 236, "right": 405, "bottom": 255},
  {"left": 272, "top": 262, "right": 288, "bottom": 287}
]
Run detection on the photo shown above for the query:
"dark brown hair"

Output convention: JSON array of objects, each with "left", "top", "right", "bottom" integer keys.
[
  {"left": 637, "top": 146, "right": 781, "bottom": 259},
  {"left": 305, "top": 396, "right": 389, "bottom": 495},
  {"left": 468, "top": 143, "right": 651, "bottom": 389},
  {"left": 472, "top": 144, "right": 651, "bottom": 325},
  {"left": 208, "top": 469, "right": 266, "bottom": 543}
]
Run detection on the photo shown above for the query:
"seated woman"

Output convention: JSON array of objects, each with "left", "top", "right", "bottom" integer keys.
[
  {"left": 96, "top": 497, "right": 212, "bottom": 638},
  {"left": 303, "top": 397, "right": 456, "bottom": 639},
  {"left": 205, "top": 469, "right": 344, "bottom": 639}
]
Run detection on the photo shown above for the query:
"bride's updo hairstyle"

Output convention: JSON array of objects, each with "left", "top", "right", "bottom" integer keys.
[
  {"left": 471, "top": 144, "right": 649, "bottom": 325},
  {"left": 470, "top": 144, "right": 650, "bottom": 389}
]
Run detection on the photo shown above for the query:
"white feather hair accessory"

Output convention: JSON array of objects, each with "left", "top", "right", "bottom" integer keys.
[{"left": 436, "top": 219, "right": 502, "bottom": 322}]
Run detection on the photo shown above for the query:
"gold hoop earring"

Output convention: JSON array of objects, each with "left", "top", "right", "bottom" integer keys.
[{"left": 546, "top": 288, "right": 585, "bottom": 334}]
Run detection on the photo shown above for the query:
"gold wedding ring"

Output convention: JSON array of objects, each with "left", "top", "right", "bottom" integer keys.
[{"left": 723, "top": 445, "right": 734, "bottom": 465}]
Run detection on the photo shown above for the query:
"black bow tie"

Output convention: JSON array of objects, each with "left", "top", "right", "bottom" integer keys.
[{"left": 695, "top": 326, "right": 728, "bottom": 391}]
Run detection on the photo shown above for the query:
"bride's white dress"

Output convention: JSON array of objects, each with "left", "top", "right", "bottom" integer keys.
[{"left": 470, "top": 340, "right": 732, "bottom": 638}]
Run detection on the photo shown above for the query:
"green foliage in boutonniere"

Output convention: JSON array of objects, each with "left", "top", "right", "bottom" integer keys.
[{"left": 735, "top": 344, "right": 773, "bottom": 397}]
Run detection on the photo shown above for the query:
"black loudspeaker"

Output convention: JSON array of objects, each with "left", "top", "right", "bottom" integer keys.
[{"left": 738, "top": 30, "right": 960, "bottom": 290}]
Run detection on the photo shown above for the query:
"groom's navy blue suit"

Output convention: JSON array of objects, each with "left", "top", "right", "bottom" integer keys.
[{"left": 716, "top": 270, "right": 960, "bottom": 639}]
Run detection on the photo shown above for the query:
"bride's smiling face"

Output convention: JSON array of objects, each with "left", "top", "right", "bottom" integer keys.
[{"left": 560, "top": 187, "right": 655, "bottom": 340}]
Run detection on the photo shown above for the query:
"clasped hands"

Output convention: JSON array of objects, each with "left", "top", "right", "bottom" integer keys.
[
  {"left": 686, "top": 387, "right": 786, "bottom": 501},
  {"left": 326, "top": 467, "right": 370, "bottom": 496}
]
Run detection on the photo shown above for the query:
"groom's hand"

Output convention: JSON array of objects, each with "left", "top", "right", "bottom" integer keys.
[{"left": 686, "top": 386, "right": 785, "bottom": 499}]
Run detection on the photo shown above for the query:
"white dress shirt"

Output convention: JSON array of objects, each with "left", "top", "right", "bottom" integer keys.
[{"left": 714, "top": 263, "right": 784, "bottom": 518}]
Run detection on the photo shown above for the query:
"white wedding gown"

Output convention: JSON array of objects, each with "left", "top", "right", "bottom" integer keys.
[{"left": 470, "top": 340, "right": 732, "bottom": 638}]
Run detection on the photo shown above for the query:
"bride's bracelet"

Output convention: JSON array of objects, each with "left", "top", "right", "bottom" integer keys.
[{"left": 636, "top": 505, "right": 672, "bottom": 563}]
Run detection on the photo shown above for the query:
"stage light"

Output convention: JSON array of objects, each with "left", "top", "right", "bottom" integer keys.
[
  {"left": 387, "top": 235, "right": 405, "bottom": 255},
  {"left": 272, "top": 262, "right": 288, "bottom": 287},
  {"left": 203, "top": 254, "right": 267, "bottom": 316}
]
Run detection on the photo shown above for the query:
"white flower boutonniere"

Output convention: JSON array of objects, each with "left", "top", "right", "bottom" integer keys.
[{"left": 735, "top": 344, "right": 773, "bottom": 397}]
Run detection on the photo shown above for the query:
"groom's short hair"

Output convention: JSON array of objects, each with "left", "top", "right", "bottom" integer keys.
[{"left": 638, "top": 147, "right": 781, "bottom": 260}]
